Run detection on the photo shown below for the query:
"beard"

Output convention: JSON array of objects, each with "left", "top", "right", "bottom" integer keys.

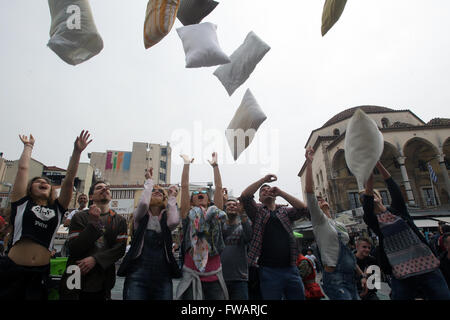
[{"left": 150, "top": 197, "right": 165, "bottom": 208}]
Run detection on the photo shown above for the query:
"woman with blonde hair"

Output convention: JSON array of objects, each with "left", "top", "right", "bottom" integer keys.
[{"left": 0, "top": 131, "right": 91, "bottom": 300}]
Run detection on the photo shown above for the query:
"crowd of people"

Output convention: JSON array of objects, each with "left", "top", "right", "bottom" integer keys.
[{"left": 0, "top": 131, "right": 450, "bottom": 301}]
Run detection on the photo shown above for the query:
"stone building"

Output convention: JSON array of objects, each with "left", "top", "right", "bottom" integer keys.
[{"left": 298, "top": 106, "right": 450, "bottom": 219}]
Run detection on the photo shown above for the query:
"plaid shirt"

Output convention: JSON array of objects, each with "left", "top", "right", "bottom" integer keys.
[{"left": 240, "top": 195, "right": 310, "bottom": 267}]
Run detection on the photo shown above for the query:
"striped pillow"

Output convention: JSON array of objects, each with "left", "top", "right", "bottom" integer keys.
[
  {"left": 144, "top": 0, "right": 181, "bottom": 49},
  {"left": 177, "top": 0, "right": 219, "bottom": 26}
]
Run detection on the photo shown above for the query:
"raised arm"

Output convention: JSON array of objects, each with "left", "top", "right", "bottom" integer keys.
[
  {"left": 271, "top": 187, "right": 307, "bottom": 210},
  {"left": 208, "top": 152, "right": 223, "bottom": 210},
  {"left": 10, "top": 134, "right": 35, "bottom": 202},
  {"left": 59, "top": 130, "right": 92, "bottom": 209},
  {"left": 304, "top": 147, "right": 326, "bottom": 225},
  {"left": 376, "top": 161, "right": 406, "bottom": 213},
  {"left": 375, "top": 161, "right": 391, "bottom": 180},
  {"left": 241, "top": 174, "right": 277, "bottom": 198},
  {"left": 362, "top": 174, "right": 381, "bottom": 235},
  {"left": 166, "top": 185, "right": 180, "bottom": 230},
  {"left": 305, "top": 146, "right": 315, "bottom": 194},
  {"left": 134, "top": 168, "right": 154, "bottom": 229},
  {"left": 180, "top": 154, "right": 194, "bottom": 219}
]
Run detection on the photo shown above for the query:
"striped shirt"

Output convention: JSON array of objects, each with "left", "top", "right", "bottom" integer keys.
[{"left": 240, "top": 195, "right": 310, "bottom": 267}]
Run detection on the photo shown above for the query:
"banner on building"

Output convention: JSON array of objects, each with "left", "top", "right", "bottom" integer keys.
[{"left": 105, "top": 151, "right": 131, "bottom": 171}]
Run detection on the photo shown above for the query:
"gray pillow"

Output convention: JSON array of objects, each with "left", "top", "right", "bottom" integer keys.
[{"left": 177, "top": 0, "right": 219, "bottom": 26}]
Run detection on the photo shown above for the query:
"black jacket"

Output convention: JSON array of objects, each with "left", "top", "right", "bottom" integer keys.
[{"left": 362, "top": 177, "right": 434, "bottom": 275}]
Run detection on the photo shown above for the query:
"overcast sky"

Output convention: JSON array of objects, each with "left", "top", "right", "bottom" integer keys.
[{"left": 1, "top": 0, "right": 450, "bottom": 202}]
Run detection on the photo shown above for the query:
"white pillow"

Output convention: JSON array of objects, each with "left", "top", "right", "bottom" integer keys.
[
  {"left": 47, "top": 0, "right": 103, "bottom": 65},
  {"left": 225, "top": 89, "right": 267, "bottom": 160},
  {"left": 213, "top": 31, "right": 270, "bottom": 96},
  {"left": 176, "top": 22, "right": 230, "bottom": 68},
  {"left": 344, "top": 109, "right": 384, "bottom": 190}
]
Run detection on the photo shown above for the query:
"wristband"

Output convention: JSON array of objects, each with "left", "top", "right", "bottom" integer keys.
[{"left": 211, "top": 163, "right": 218, "bottom": 168}]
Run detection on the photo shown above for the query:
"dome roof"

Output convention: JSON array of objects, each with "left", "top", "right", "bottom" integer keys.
[{"left": 322, "top": 105, "right": 395, "bottom": 128}]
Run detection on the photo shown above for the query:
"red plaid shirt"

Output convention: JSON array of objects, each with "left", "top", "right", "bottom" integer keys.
[{"left": 240, "top": 195, "right": 310, "bottom": 267}]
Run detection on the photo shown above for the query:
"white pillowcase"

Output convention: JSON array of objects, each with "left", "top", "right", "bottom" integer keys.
[
  {"left": 225, "top": 89, "right": 267, "bottom": 160},
  {"left": 47, "top": 0, "right": 103, "bottom": 65},
  {"left": 213, "top": 31, "right": 270, "bottom": 96},
  {"left": 176, "top": 22, "right": 230, "bottom": 68},
  {"left": 344, "top": 109, "right": 384, "bottom": 190}
]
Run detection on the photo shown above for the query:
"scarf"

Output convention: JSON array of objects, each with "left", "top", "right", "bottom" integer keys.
[{"left": 188, "top": 206, "right": 226, "bottom": 272}]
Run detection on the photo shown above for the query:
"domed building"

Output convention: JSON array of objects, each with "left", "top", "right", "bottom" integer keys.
[{"left": 298, "top": 106, "right": 450, "bottom": 230}]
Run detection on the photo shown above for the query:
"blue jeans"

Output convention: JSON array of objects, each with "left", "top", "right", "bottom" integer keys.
[
  {"left": 226, "top": 281, "right": 248, "bottom": 300},
  {"left": 123, "top": 267, "right": 173, "bottom": 300},
  {"left": 259, "top": 266, "right": 305, "bottom": 300},
  {"left": 321, "top": 233, "right": 359, "bottom": 300},
  {"left": 391, "top": 269, "right": 450, "bottom": 300},
  {"left": 123, "top": 230, "right": 173, "bottom": 300},
  {"left": 322, "top": 271, "right": 359, "bottom": 300}
]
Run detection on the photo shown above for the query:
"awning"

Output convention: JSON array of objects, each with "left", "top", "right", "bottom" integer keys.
[
  {"left": 432, "top": 217, "right": 450, "bottom": 224},
  {"left": 413, "top": 219, "right": 439, "bottom": 228}
]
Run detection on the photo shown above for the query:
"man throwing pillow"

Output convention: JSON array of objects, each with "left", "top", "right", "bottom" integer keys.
[{"left": 239, "top": 174, "right": 310, "bottom": 300}]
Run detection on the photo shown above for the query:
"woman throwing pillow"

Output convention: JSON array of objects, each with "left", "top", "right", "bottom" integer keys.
[
  {"left": 305, "top": 146, "right": 366, "bottom": 300},
  {"left": 361, "top": 161, "right": 450, "bottom": 300},
  {"left": 176, "top": 152, "right": 228, "bottom": 300},
  {"left": 0, "top": 131, "right": 91, "bottom": 300}
]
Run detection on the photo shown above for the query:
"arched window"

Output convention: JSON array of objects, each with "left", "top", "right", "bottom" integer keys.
[
  {"left": 381, "top": 118, "right": 390, "bottom": 128},
  {"left": 333, "top": 128, "right": 340, "bottom": 136}
]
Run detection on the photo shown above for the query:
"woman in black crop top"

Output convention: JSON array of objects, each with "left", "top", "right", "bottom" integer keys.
[{"left": 0, "top": 130, "right": 92, "bottom": 300}]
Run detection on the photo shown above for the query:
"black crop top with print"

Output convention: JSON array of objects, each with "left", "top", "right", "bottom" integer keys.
[{"left": 10, "top": 196, "right": 66, "bottom": 251}]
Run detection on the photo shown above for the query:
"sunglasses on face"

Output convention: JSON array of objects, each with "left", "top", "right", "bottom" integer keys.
[
  {"left": 152, "top": 188, "right": 164, "bottom": 195},
  {"left": 192, "top": 190, "right": 208, "bottom": 195}
]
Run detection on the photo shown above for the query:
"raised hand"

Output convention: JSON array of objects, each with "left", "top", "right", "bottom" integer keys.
[
  {"left": 207, "top": 152, "right": 218, "bottom": 167},
  {"left": 88, "top": 204, "right": 101, "bottom": 220},
  {"left": 145, "top": 167, "right": 153, "bottom": 180},
  {"left": 180, "top": 154, "right": 194, "bottom": 164},
  {"left": 74, "top": 130, "right": 92, "bottom": 153},
  {"left": 269, "top": 186, "right": 282, "bottom": 197},
  {"left": 19, "top": 134, "right": 35, "bottom": 147},
  {"left": 305, "top": 146, "right": 314, "bottom": 163},
  {"left": 263, "top": 174, "right": 277, "bottom": 183},
  {"left": 223, "top": 188, "right": 228, "bottom": 202},
  {"left": 168, "top": 185, "right": 179, "bottom": 198}
]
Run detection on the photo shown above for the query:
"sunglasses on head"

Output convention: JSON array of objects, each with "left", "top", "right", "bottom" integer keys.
[{"left": 193, "top": 190, "right": 208, "bottom": 195}]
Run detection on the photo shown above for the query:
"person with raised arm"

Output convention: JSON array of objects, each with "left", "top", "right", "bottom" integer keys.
[
  {"left": 176, "top": 152, "right": 229, "bottom": 300},
  {"left": 304, "top": 146, "right": 365, "bottom": 300},
  {"left": 361, "top": 161, "right": 450, "bottom": 300},
  {"left": 121, "top": 168, "right": 181, "bottom": 300},
  {"left": 0, "top": 131, "right": 91, "bottom": 300},
  {"left": 239, "top": 169, "right": 310, "bottom": 300}
]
